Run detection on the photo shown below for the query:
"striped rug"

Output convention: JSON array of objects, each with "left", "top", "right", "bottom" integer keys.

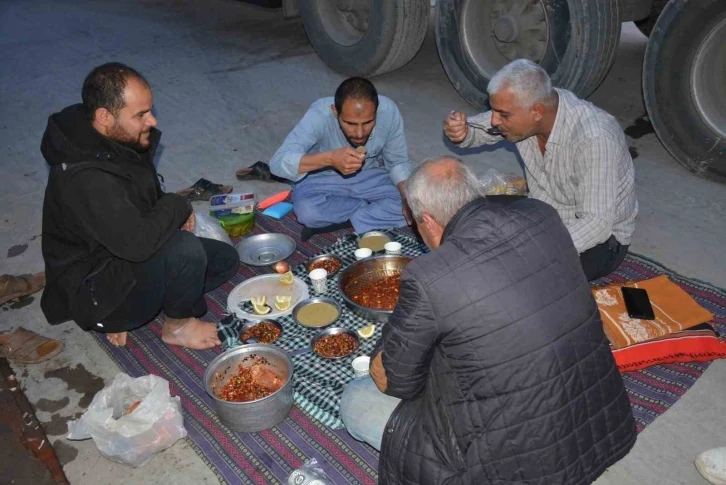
[{"left": 91, "top": 211, "right": 726, "bottom": 483}]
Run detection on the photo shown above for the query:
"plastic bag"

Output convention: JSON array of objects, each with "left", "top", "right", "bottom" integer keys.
[
  {"left": 287, "top": 458, "right": 334, "bottom": 485},
  {"left": 193, "top": 211, "right": 234, "bottom": 245},
  {"left": 479, "top": 168, "right": 527, "bottom": 196},
  {"left": 67, "top": 373, "right": 188, "bottom": 467}
]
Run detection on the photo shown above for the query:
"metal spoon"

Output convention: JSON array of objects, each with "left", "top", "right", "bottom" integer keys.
[{"left": 466, "top": 120, "right": 502, "bottom": 137}]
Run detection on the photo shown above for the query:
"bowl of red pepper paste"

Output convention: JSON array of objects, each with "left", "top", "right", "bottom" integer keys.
[{"left": 204, "top": 344, "right": 293, "bottom": 432}]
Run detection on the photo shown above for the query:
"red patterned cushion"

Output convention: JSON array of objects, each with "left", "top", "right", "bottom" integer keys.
[{"left": 612, "top": 324, "right": 726, "bottom": 372}]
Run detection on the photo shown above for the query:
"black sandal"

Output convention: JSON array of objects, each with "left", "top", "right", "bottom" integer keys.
[
  {"left": 176, "top": 178, "right": 233, "bottom": 201},
  {"left": 235, "top": 161, "right": 285, "bottom": 182}
]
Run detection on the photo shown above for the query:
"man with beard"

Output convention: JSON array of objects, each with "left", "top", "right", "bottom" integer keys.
[
  {"left": 40, "top": 63, "right": 238, "bottom": 349},
  {"left": 444, "top": 59, "right": 638, "bottom": 281},
  {"left": 268, "top": 77, "right": 412, "bottom": 240}
]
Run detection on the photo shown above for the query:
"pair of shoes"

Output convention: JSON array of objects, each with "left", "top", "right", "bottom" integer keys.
[
  {"left": 300, "top": 221, "right": 353, "bottom": 242},
  {"left": 176, "top": 178, "right": 233, "bottom": 201},
  {"left": 0, "top": 327, "right": 63, "bottom": 364},
  {"left": 696, "top": 448, "right": 726, "bottom": 485},
  {"left": 236, "top": 161, "right": 287, "bottom": 183},
  {"left": 0, "top": 273, "right": 46, "bottom": 305}
]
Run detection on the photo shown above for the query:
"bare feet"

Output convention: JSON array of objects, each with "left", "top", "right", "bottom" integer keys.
[
  {"left": 107, "top": 332, "right": 128, "bottom": 347},
  {"left": 161, "top": 316, "right": 221, "bottom": 350}
]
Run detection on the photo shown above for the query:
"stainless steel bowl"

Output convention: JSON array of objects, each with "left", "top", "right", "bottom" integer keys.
[
  {"left": 239, "top": 320, "right": 283, "bottom": 344},
  {"left": 236, "top": 233, "right": 296, "bottom": 266},
  {"left": 305, "top": 254, "right": 344, "bottom": 277},
  {"left": 291, "top": 297, "right": 342, "bottom": 329},
  {"left": 204, "top": 344, "right": 293, "bottom": 432},
  {"left": 310, "top": 327, "right": 360, "bottom": 360},
  {"left": 337, "top": 255, "right": 411, "bottom": 323},
  {"left": 357, "top": 231, "right": 391, "bottom": 253}
]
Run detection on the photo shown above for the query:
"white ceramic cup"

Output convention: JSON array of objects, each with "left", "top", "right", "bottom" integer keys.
[
  {"left": 308, "top": 268, "right": 328, "bottom": 293},
  {"left": 351, "top": 356, "right": 371, "bottom": 377},
  {"left": 354, "top": 248, "right": 373, "bottom": 260},
  {"left": 384, "top": 241, "right": 402, "bottom": 255}
]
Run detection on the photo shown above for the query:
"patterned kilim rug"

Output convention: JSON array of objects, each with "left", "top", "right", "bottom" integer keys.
[{"left": 91, "top": 210, "right": 726, "bottom": 484}]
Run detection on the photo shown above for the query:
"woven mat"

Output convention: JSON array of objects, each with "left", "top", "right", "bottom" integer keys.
[{"left": 90, "top": 209, "right": 726, "bottom": 482}]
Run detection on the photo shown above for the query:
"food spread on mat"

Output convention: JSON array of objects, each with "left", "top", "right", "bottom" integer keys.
[
  {"left": 358, "top": 234, "right": 390, "bottom": 252},
  {"left": 357, "top": 324, "right": 376, "bottom": 339},
  {"left": 279, "top": 271, "right": 294, "bottom": 285},
  {"left": 309, "top": 258, "right": 342, "bottom": 274},
  {"left": 274, "top": 295, "right": 292, "bottom": 311},
  {"left": 215, "top": 355, "right": 284, "bottom": 402},
  {"left": 250, "top": 295, "right": 271, "bottom": 315},
  {"left": 351, "top": 273, "right": 402, "bottom": 311},
  {"left": 313, "top": 333, "right": 359, "bottom": 358},
  {"left": 241, "top": 321, "right": 282, "bottom": 344},
  {"left": 296, "top": 301, "right": 339, "bottom": 327}
]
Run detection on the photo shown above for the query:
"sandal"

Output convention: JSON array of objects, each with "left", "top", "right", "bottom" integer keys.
[
  {"left": 0, "top": 327, "right": 63, "bottom": 364},
  {"left": 0, "top": 272, "right": 46, "bottom": 305},
  {"left": 235, "top": 161, "right": 282, "bottom": 182},
  {"left": 176, "top": 178, "right": 233, "bottom": 201}
]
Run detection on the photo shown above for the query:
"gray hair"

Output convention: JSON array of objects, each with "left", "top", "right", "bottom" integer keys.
[
  {"left": 487, "top": 59, "right": 556, "bottom": 108},
  {"left": 406, "top": 157, "right": 483, "bottom": 228}
]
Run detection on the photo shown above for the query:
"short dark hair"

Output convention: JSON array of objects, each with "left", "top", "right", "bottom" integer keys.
[
  {"left": 81, "top": 62, "right": 150, "bottom": 121},
  {"left": 334, "top": 77, "right": 379, "bottom": 113}
]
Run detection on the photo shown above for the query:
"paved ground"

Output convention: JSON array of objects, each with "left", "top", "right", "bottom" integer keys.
[{"left": 1, "top": 0, "right": 725, "bottom": 483}]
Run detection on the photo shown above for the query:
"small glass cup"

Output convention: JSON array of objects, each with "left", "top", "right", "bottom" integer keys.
[
  {"left": 384, "top": 241, "right": 402, "bottom": 255},
  {"left": 351, "top": 356, "right": 371, "bottom": 377},
  {"left": 309, "top": 268, "right": 328, "bottom": 293},
  {"left": 354, "top": 248, "right": 373, "bottom": 260}
]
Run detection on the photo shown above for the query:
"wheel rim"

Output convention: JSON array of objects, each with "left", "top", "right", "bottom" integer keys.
[
  {"left": 691, "top": 17, "right": 726, "bottom": 139},
  {"left": 314, "top": 0, "right": 371, "bottom": 47},
  {"left": 460, "top": 0, "right": 549, "bottom": 79}
]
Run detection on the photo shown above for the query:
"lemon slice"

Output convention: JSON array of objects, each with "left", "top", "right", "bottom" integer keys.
[
  {"left": 250, "top": 296, "right": 270, "bottom": 315},
  {"left": 274, "top": 295, "right": 292, "bottom": 311},
  {"left": 279, "top": 271, "right": 294, "bottom": 285},
  {"left": 357, "top": 324, "right": 376, "bottom": 339}
]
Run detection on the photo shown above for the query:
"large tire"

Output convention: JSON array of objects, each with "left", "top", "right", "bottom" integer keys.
[
  {"left": 298, "top": 0, "right": 429, "bottom": 77},
  {"left": 643, "top": 0, "right": 726, "bottom": 181},
  {"left": 435, "top": 0, "right": 621, "bottom": 109},
  {"left": 634, "top": 0, "right": 669, "bottom": 37}
]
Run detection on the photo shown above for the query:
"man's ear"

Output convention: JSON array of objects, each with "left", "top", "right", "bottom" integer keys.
[
  {"left": 94, "top": 107, "right": 115, "bottom": 128},
  {"left": 532, "top": 103, "right": 545, "bottom": 123},
  {"left": 331, "top": 104, "right": 339, "bottom": 118}
]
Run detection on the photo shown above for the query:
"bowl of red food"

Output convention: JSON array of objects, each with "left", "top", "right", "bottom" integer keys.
[
  {"left": 306, "top": 254, "right": 344, "bottom": 277},
  {"left": 311, "top": 327, "right": 360, "bottom": 360},
  {"left": 240, "top": 320, "right": 283, "bottom": 344},
  {"left": 204, "top": 344, "right": 293, "bottom": 432},
  {"left": 337, "top": 255, "right": 411, "bottom": 322}
]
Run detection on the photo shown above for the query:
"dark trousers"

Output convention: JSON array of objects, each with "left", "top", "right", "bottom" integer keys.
[
  {"left": 580, "top": 235, "right": 628, "bottom": 282},
  {"left": 100, "top": 231, "right": 239, "bottom": 332}
]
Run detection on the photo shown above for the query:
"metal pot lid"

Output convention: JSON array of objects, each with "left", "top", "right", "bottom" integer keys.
[{"left": 236, "top": 233, "right": 296, "bottom": 266}]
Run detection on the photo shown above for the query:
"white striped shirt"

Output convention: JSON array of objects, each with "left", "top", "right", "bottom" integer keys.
[{"left": 459, "top": 88, "right": 638, "bottom": 253}]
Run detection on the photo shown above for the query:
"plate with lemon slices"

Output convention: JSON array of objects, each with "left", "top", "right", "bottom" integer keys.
[{"left": 227, "top": 272, "right": 309, "bottom": 322}]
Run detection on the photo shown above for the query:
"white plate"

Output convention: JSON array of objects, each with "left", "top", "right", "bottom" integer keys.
[{"left": 227, "top": 274, "right": 309, "bottom": 321}]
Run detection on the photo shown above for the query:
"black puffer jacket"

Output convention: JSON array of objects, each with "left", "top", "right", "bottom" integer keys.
[
  {"left": 40, "top": 104, "right": 191, "bottom": 329},
  {"left": 376, "top": 197, "right": 636, "bottom": 484}
]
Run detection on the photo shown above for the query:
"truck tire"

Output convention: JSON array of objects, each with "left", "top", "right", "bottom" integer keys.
[
  {"left": 435, "top": 0, "right": 621, "bottom": 109},
  {"left": 643, "top": 0, "right": 726, "bottom": 181},
  {"left": 634, "top": 0, "right": 669, "bottom": 37},
  {"left": 298, "top": 0, "right": 429, "bottom": 77}
]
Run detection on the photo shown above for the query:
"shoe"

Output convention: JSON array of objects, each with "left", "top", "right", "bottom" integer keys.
[
  {"left": 0, "top": 273, "right": 46, "bottom": 305},
  {"left": 236, "top": 161, "right": 273, "bottom": 181},
  {"left": 176, "top": 178, "right": 233, "bottom": 201},
  {"left": 696, "top": 448, "right": 726, "bottom": 485}
]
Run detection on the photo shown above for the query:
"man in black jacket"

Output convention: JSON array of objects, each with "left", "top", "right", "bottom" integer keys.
[
  {"left": 340, "top": 157, "right": 636, "bottom": 484},
  {"left": 40, "top": 63, "right": 238, "bottom": 349}
]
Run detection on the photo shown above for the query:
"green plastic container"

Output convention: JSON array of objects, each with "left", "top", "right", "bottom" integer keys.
[{"left": 212, "top": 210, "right": 256, "bottom": 238}]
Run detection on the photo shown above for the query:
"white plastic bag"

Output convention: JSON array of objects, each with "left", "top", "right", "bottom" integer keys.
[
  {"left": 193, "top": 211, "right": 234, "bottom": 245},
  {"left": 287, "top": 458, "right": 334, "bottom": 485},
  {"left": 67, "top": 373, "right": 188, "bottom": 467},
  {"left": 479, "top": 168, "right": 528, "bottom": 196}
]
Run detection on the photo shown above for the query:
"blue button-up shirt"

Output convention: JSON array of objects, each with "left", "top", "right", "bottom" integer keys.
[{"left": 269, "top": 96, "right": 412, "bottom": 185}]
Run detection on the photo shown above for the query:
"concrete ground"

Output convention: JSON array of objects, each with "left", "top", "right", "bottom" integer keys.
[{"left": 1, "top": 0, "right": 725, "bottom": 483}]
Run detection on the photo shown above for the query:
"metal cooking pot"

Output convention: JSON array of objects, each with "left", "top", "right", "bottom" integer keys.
[{"left": 204, "top": 344, "right": 293, "bottom": 433}]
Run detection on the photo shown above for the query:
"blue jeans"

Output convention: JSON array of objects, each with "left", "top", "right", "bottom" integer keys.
[
  {"left": 292, "top": 168, "right": 407, "bottom": 234},
  {"left": 340, "top": 375, "right": 401, "bottom": 451}
]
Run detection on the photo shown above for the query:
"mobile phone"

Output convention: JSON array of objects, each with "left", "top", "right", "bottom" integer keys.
[{"left": 621, "top": 287, "right": 655, "bottom": 320}]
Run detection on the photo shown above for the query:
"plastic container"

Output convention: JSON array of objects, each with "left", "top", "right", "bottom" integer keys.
[{"left": 213, "top": 210, "right": 256, "bottom": 238}]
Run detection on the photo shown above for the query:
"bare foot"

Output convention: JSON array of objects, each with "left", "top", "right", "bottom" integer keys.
[
  {"left": 161, "top": 316, "right": 221, "bottom": 350},
  {"left": 107, "top": 332, "right": 128, "bottom": 347}
]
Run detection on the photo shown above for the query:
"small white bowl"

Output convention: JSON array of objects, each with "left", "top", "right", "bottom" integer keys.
[
  {"left": 354, "top": 248, "right": 373, "bottom": 260},
  {"left": 384, "top": 241, "right": 402, "bottom": 255},
  {"left": 351, "top": 356, "right": 371, "bottom": 377}
]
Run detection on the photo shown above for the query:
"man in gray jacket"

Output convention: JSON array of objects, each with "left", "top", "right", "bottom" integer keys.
[{"left": 341, "top": 157, "right": 636, "bottom": 484}]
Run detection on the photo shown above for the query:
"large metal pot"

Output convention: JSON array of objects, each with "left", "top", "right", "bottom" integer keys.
[
  {"left": 204, "top": 344, "right": 293, "bottom": 433},
  {"left": 337, "top": 254, "right": 410, "bottom": 323}
]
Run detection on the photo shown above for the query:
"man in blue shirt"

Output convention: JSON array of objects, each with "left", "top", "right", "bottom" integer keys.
[{"left": 269, "top": 78, "right": 412, "bottom": 240}]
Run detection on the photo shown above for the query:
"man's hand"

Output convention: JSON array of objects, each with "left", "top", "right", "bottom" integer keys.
[
  {"left": 330, "top": 147, "right": 365, "bottom": 175},
  {"left": 182, "top": 212, "right": 195, "bottom": 233},
  {"left": 444, "top": 111, "right": 469, "bottom": 144},
  {"left": 370, "top": 351, "right": 388, "bottom": 392}
]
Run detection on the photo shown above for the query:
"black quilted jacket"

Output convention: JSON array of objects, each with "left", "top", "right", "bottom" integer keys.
[{"left": 376, "top": 197, "right": 636, "bottom": 485}]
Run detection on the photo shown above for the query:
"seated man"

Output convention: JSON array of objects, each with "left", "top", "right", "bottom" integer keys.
[
  {"left": 444, "top": 59, "right": 638, "bottom": 281},
  {"left": 341, "top": 157, "right": 637, "bottom": 484},
  {"left": 40, "top": 63, "right": 238, "bottom": 349},
  {"left": 269, "top": 77, "right": 411, "bottom": 240}
]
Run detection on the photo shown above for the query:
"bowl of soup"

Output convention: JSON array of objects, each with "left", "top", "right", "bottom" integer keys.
[
  {"left": 357, "top": 231, "right": 391, "bottom": 253},
  {"left": 291, "top": 297, "right": 342, "bottom": 329}
]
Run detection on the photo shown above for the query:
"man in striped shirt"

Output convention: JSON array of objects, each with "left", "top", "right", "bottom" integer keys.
[{"left": 444, "top": 59, "right": 638, "bottom": 281}]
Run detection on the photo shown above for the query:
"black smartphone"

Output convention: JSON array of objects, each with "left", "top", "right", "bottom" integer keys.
[{"left": 621, "top": 287, "right": 655, "bottom": 320}]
